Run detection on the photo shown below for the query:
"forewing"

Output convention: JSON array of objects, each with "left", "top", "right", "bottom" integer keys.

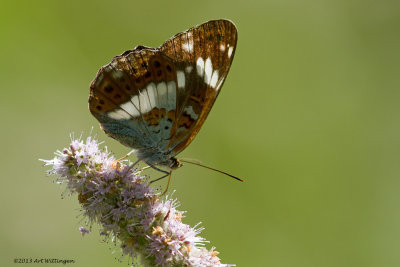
[{"left": 159, "top": 19, "right": 238, "bottom": 155}]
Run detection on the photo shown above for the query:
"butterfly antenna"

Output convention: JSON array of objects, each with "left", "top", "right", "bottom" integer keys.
[{"left": 179, "top": 158, "right": 244, "bottom": 182}]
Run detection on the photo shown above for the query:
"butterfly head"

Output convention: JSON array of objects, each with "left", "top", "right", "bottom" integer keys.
[
  {"left": 144, "top": 155, "right": 182, "bottom": 170},
  {"left": 169, "top": 157, "right": 182, "bottom": 170}
]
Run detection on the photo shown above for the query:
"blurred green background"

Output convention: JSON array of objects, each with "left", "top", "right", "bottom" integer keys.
[{"left": 1, "top": 0, "right": 400, "bottom": 266}]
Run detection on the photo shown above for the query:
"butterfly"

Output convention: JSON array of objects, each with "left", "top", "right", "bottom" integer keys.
[{"left": 89, "top": 19, "right": 238, "bottom": 180}]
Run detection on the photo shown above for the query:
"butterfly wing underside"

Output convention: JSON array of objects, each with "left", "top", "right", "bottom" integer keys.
[
  {"left": 159, "top": 19, "right": 238, "bottom": 156},
  {"left": 89, "top": 19, "right": 237, "bottom": 165},
  {"left": 89, "top": 47, "right": 180, "bottom": 153}
]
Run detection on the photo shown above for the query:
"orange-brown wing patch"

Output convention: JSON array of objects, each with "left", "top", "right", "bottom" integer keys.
[{"left": 143, "top": 108, "right": 166, "bottom": 126}]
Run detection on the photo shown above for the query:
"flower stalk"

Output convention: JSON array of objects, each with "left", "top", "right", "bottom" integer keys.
[{"left": 42, "top": 136, "right": 233, "bottom": 267}]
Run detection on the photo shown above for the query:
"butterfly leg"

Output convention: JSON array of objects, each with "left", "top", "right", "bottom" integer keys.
[
  {"left": 116, "top": 150, "right": 136, "bottom": 162},
  {"left": 148, "top": 165, "right": 172, "bottom": 195},
  {"left": 161, "top": 172, "right": 172, "bottom": 196},
  {"left": 148, "top": 164, "right": 171, "bottom": 183},
  {"left": 122, "top": 159, "right": 141, "bottom": 177},
  {"left": 116, "top": 155, "right": 129, "bottom": 161},
  {"left": 139, "top": 166, "right": 151, "bottom": 172}
]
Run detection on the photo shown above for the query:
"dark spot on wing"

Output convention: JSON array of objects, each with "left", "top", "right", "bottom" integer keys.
[{"left": 105, "top": 85, "right": 113, "bottom": 93}]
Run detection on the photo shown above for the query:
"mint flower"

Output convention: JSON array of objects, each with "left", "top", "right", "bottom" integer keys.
[{"left": 42, "top": 136, "right": 234, "bottom": 267}]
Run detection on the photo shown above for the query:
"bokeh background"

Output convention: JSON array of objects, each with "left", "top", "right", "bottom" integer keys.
[{"left": 1, "top": 0, "right": 400, "bottom": 266}]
